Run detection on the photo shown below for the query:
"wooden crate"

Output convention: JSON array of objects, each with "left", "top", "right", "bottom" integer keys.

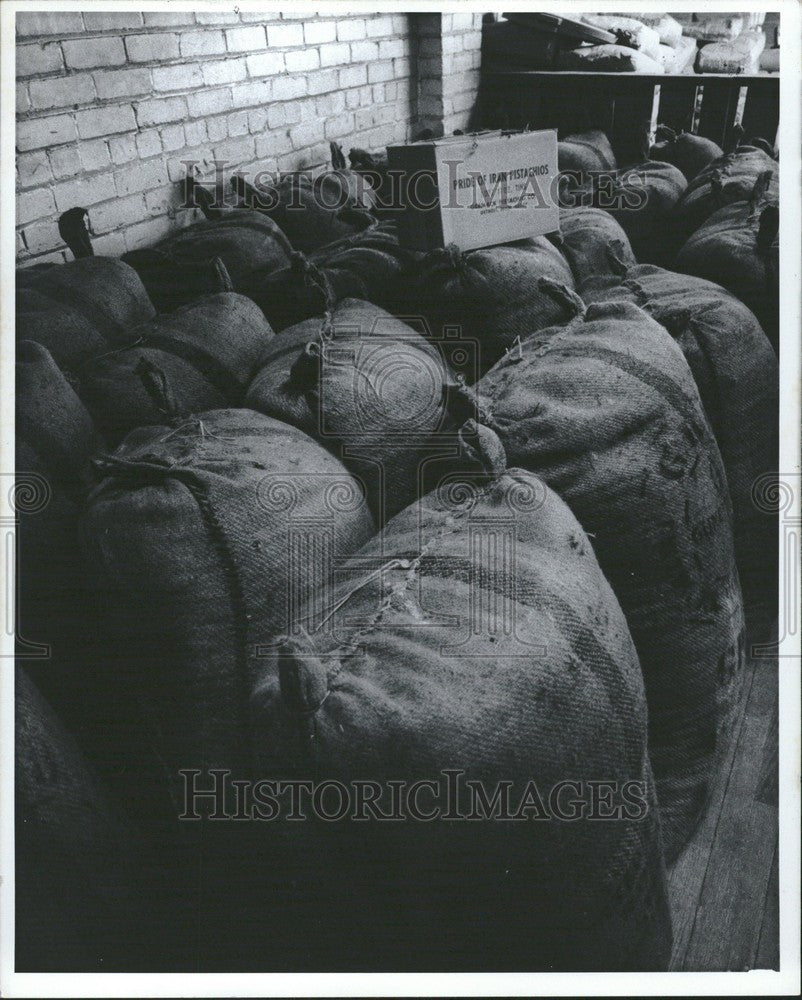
[{"left": 473, "top": 70, "right": 779, "bottom": 165}]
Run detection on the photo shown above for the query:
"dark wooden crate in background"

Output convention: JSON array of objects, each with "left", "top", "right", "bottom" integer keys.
[{"left": 473, "top": 70, "right": 780, "bottom": 164}]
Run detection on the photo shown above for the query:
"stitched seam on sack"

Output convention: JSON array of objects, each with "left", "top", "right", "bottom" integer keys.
[
  {"left": 685, "top": 316, "right": 726, "bottom": 432},
  {"left": 326, "top": 477, "right": 499, "bottom": 682}
]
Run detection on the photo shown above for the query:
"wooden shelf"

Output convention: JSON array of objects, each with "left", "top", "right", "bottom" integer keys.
[
  {"left": 474, "top": 69, "right": 779, "bottom": 152},
  {"left": 484, "top": 70, "right": 778, "bottom": 81}
]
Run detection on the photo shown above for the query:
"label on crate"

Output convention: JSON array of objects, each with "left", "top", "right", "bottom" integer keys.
[{"left": 388, "top": 129, "right": 559, "bottom": 252}]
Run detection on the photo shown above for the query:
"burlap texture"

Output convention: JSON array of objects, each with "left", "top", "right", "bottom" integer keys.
[
  {"left": 673, "top": 146, "right": 779, "bottom": 244},
  {"left": 240, "top": 172, "right": 376, "bottom": 254},
  {"left": 555, "top": 205, "right": 637, "bottom": 285},
  {"left": 581, "top": 264, "right": 778, "bottom": 632},
  {"left": 677, "top": 182, "right": 779, "bottom": 354},
  {"left": 81, "top": 409, "right": 375, "bottom": 809},
  {"left": 252, "top": 221, "right": 421, "bottom": 332},
  {"left": 605, "top": 160, "right": 688, "bottom": 265},
  {"left": 245, "top": 298, "right": 453, "bottom": 521},
  {"left": 77, "top": 292, "right": 275, "bottom": 443},
  {"left": 141, "top": 211, "right": 292, "bottom": 293},
  {"left": 650, "top": 128, "right": 724, "bottom": 182},
  {"left": 558, "top": 128, "right": 618, "bottom": 174},
  {"left": 477, "top": 296, "right": 746, "bottom": 859},
  {"left": 250, "top": 450, "right": 672, "bottom": 970},
  {"left": 409, "top": 242, "right": 576, "bottom": 377},
  {"left": 16, "top": 257, "right": 155, "bottom": 368}
]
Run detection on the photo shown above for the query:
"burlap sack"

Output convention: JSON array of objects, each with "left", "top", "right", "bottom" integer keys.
[
  {"left": 122, "top": 212, "right": 293, "bottom": 312},
  {"left": 248, "top": 423, "right": 672, "bottom": 971},
  {"left": 553, "top": 205, "right": 637, "bottom": 285},
  {"left": 327, "top": 140, "right": 381, "bottom": 211},
  {"left": 76, "top": 292, "right": 275, "bottom": 443},
  {"left": 81, "top": 409, "right": 376, "bottom": 810},
  {"left": 408, "top": 241, "right": 575, "bottom": 376},
  {"left": 245, "top": 298, "right": 453, "bottom": 521},
  {"left": 347, "top": 146, "right": 393, "bottom": 217},
  {"left": 581, "top": 261, "right": 778, "bottom": 634},
  {"left": 677, "top": 173, "right": 779, "bottom": 353},
  {"left": 252, "top": 222, "right": 421, "bottom": 332},
  {"left": 650, "top": 127, "right": 724, "bottom": 182},
  {"left": 605, "top": 160, "right": 688, "bottom": 265},
  {"left": 16, "top": 258, "right": 155, "bottom": 368},
  {"left": 476, "top": 288, "right": 746, "bottom": 860},
  {"left": 558, "top": 128, "right": 618, "bottom": 175},
  {"left": 15, "top": 667, "right": 139, "bottom": 971},
  {"left": 16, "top": 341, "right": 105, "bottom": 725},
  {"left": 232, "top": 171, "right": 376, "bottom": 254},
  {"left": 673, "top": 145, "right": 778, "bottom": 244}
]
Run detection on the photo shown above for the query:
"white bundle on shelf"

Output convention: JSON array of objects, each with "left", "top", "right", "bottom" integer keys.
[
  {"left": 632, "top": 13, "right": 684, "bottom": 47},
  {"left": 557, "top": 42, "right": 664, "bottom": 74},
  {"left": 654, "top": 36, "right": 696, "bottom": 74},
  {"left": 580, "top": 14, "right": 661, "bottom": 58},
  {"left": 697, "top": 29, "right": 766, "bottom": 74},
  {"left": 682, "top": 15, "right": 744, "bottom": 42}
]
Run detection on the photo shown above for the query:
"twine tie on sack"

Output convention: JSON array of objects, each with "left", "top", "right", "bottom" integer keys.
[
  {"left": 286, "top": 339, "right": 322, "bottom": 395},
  {"left": 275, "top": 631, "right": 331, "bottom": 719},
  {"left": 441, "top": 380, "right": 486, "bottom": 429},
  {"left": 757, "top": 205, "right": 779, "bottom": 253},
  {"left": 445, "top": 242, "right": 470, "bottom": 279},
  {"left": 757, "top": 206, "right": 779, "bottom": 292},
  {"left": 72, "top": 335, "right": 146, "bottom": 372},
  {"left": 709, "top": 173, "right": 725, "bottom": 207},
  {"left": 289, "top": 251, "right": 337, "bottom": 340},
  {"left": 456, "top": 419, "right": 508, "bottom": 480},
  {"left": 159, "top": 418, "right": 236, "bottom": 444},
  {"left": 311, "top": 557, "right": 414, "bottom": 635},
  {"left": 606, "top": 240, "right": 633, "bottom": 278},
  {"left": 336, "top": 205, "right": 375, "bottom": 232},
  {"left": 749, "top": 171, "right": 775, "bottom": 216},
  {"left": 506, "top": 335, "right": 523, "bottom": 361},
  {"left": 537, "top": 277, "right": 587, "bottom": 321},
  {"left": 134, "top": 357, "right": 181, "bottom": 423},
  {"left": 210, "top": 256, "right": 234, "bottom": 293}
]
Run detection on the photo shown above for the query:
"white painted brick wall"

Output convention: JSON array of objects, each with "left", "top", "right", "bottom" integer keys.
[
  {"left": 62, "top": 36, "right": 127, "bottom": 70},
  {"left": 15, "top": 11, "right": 482, "bottom": 266},
  {"left": 125, "top": 33, "right": 181, "bottom": 64},
  {"left": 17, "top": 42, "right": 64, "bottom": 77},
  {"left": 416, "top": 12, "right": 484, "bottom": 137},
  {"left": 49, "top": 146, "right": 82, "bottom": 180},
  {"left": 29, "top": 74, "right": 96, "bottom": 111},
  {"left": 180, "top": 30, "right": 227, "bottom": 58},
  {"left": 94, "top": 68, "right": 152, "bottom": 101}
]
